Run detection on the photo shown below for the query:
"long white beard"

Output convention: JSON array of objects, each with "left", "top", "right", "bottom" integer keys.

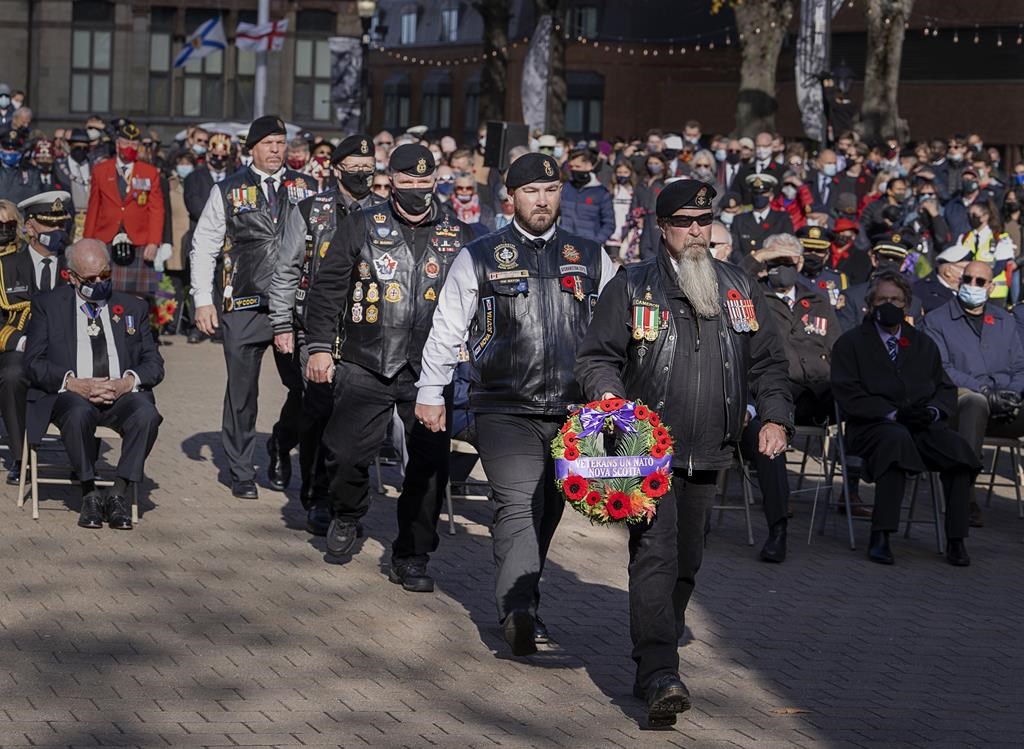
[{"left": 675, "top": 246, "right": 720, "bottom": 319}]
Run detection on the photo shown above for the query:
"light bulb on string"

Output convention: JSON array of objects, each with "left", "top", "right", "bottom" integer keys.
[
  {"left": 997, "top": 32, "right": 1003, "bottom": 47},
  {"left": 973, "top": 26, "right": 980, "bottom": 44},
  {"left": 953, "top": 31, "right": 959, "bottom": 43}
]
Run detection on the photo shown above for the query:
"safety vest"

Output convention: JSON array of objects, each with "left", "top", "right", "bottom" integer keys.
[{"left": 963, "top": 230, "right": 1013, "bottom": 299}]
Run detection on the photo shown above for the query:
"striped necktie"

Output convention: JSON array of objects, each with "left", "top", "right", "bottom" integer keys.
[{"left": 886, "top": 336, "right": 899, "bottom": 361}]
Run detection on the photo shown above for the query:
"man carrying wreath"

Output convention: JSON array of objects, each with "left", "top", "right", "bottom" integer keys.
[
  {"left": 415, "top": 153, "right": 616, "bottom": 656},
  {"left": 575, "top": 179, "right": 793, "bottom": 727}
]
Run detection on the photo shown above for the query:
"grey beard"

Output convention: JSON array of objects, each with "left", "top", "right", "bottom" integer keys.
[{"left": 675, "top": 246, "right": 720, "bottom": 319}]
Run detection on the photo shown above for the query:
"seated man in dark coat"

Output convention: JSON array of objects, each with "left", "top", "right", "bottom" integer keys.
[
  {"left": 831, "top": 270, "right": 980, "bottom": 566},
  {"left": 23, "top": 238, "right": 164, "bottom": 530}
]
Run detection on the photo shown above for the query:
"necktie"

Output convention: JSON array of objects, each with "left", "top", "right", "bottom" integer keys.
[
  {"left": 886, "top": 336, "right": 899, "bottom": 362},
  {"left": 87, "top": 304, "right": 110, "bottom": 379},
  {"left": 820, "top": 176, "right": 829, "bottom": 203},
  {"left": 531, "top": 237, "right": 546, "bottom": 252},
  {"left": 39, "top": 257, "right": 51, "bottom": 292},
  {"left": 265, "top": 176, "right": 278, "bottom": 220},
  {"left": 786, "top": 296, "right": 795, "bottom": 311}
]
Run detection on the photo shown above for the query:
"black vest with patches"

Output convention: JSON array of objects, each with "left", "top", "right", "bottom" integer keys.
[{"left": 466, "top": 224, "right": 603, "bottom": 415}]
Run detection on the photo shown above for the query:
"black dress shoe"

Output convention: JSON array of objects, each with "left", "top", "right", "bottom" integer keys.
[
  {"left": 266, "top": 435, "right": 290, "bottom": 491},
  {"left": 305, "top": 504, "right": 332, "bottom": 536},
  {"left": 231, "top": 479, "right": 258, "bottom": 500},
  {"left": 759, "top": 519, "right": 787, "bottom": 563},
  {"left": 501, "top": 609, "right": 537, "bottom": 656},
  {"left": 77, "top": 491, "right": 105, "bottom": 529},
  {"left": 868, "top": 530, "right": 894, "bottom": 565},
  {"left": 645, "top": 674, "right": 692, "bottom": 728},
  {"left": 325, "top": 517, "right": 359, "bottom": 557},
  {"left": 106, "top": 494, "right": 133, "bottom": 530},
  {"left": 6, "top": 461, "right": 21, "bottom": 486},
  {"left": 533, "top": 616, "right": 549, "bottom": 644},
  {"left": 945, "top": 538, "right": 971, "bottom": 567},
  {"left": 186, "top": 329, "right": 206, "bottom": 344},
  {"left": 388, "top": 559, "right": 435, "bottom": 592}
]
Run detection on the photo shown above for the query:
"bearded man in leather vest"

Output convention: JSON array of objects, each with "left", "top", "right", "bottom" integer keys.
[
  {"left": 190, "top": 115, "right": 314, "bottom": 500},
  {"left": 415, "top": 153, "right": 616, "bottom": 656},
  {"left": 575, "top": 179, "right": 793, "bottom": 728},
  {"left": 304, "top": 144, "right": 469, "bottom": 590},
  {"left": 269, "top": 133, "right": 382, "bottom": 536}
]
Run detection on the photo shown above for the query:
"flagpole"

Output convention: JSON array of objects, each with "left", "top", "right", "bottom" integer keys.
[{"left": 253, "top": 0, "right": 270, "bottom": 119}]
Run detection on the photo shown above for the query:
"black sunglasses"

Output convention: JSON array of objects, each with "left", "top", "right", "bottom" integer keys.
[
  {"left": 961, "top": 274, "right": 989, "bottom": 287},
  {"left": 663, "top": 213, "right": 714, "bottom": 228}
]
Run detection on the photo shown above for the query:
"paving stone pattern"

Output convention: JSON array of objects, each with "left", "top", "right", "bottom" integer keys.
[{"left": 2, "top": 340, "right": 1022, "bottom": 748}]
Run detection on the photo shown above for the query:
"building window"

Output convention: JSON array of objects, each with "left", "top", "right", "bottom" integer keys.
[
  {"left": 181, "top": 10, "right": 224, "bottom": 117},
  {"left": 234, "top": 10, "right": 257, "bottom": 120},
  {"left": 383, "top": 74, "right": 411, "bottom": 130},
  {"left": 70, "top": 1, "right": 115, "bottom": 113},
  {"left": 569, "top": 6, "right": 599, "bottom": 38},
  {"left": 565, "top": 71, "right": 604, "bottom": 139},
  {"left": 400, "top": 10, "right": 417, "bottom": 44},
  {"left": 440, "top": 7, "right": 458, "bottom": 42},
  {"left": 422, "top": 71, "right": 452, "bottom": 134},
  {"left": 148, "top": 7, "right": 175, "bottom": 117},
  {"left": 294, "top": 10, "right": 336, "bottom": 122}
]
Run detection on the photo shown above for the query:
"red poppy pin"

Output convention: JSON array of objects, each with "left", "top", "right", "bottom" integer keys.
[
  {"left": 800, "top": 299, "right": 811, "bottom": 309},
  {"left": 898, "top": 336, "right": 910, "bottom": 348},
  {"left": 762, "top": 222, "right": 770, "bottom": 229},
  {"left": 726, "top": 289, "right": 742, "bottom": 300},
  {"left": 60, "top": 269, "right": 70, "bottom": 281},
  {"left": 984, "top": 314, "right": 995, "bottom": 325},
  {"left": 585, "top": 197, "right": 593, "bottom": 205},
  {"left": 818, "top": 281, "right": 828, "bottom": 289},
  {"left": 561, "top": 276, "right": 575, "bottom": 291},
  {"left": 112, "top": 304, "right": 124, "bottom": 317}
]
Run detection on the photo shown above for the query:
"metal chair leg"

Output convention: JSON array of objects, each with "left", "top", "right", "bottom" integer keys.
[
  {"left": 132, "top": 482, "right": 140, "bottom": 525},
  {"left": 930, "top": 472, "right": 945, "bottom": 554},
  {"left": 904, "top": 475, "right": 919, "bottom": 540},
  {"left": 30, "top": 445, "right": 39, "bottom": 520},
  {"left": 716, "top": 468, "right": 731, "bottom": 528},
  {"left": 740, "top": 465, "right": 754, "bottom": 546},
  {"left": 1012, "top": 445, "right": 1024, "bottom": 519},
  {"left": 17, "top": 433, "right": 28, "bottom": 508},
  {"left": 374, "top": 457, "right": 384, "bottom": 494},
  {"left": 985, "top": 444, "right": 1000, "bottom": 507},
  {"left": 445, "top": 481, "right": 456, "bottom": 535}
]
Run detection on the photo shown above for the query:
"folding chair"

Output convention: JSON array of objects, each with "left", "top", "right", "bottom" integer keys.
[
  {"left": 905, "top": 471, "right": 946, "bottom": 553},
  {"left": 17, "top": 425, "right": 140, "bottom": 522},
  {"left": 810, "top": 402, "right": 857, "bottom": 549},
  {"left": 981, "top": 436, "right": 1024, "bottom": 518},
  {"left": 712, "top": 451, "right": 755, "bottom": 546},
  {"left": 787, "top": 422, "right": 838, "bottom": 544}
]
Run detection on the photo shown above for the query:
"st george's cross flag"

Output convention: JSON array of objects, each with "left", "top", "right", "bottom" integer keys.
[
  {"left": 174, "top": 17, "right": 227, "bottom": 68},
  {"left": 236, "top": 19, "right": 289, "bottom": 53}
]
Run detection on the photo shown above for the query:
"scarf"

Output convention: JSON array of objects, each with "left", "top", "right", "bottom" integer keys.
[{"left": 453, "top": 194, "right": 481, "bottom": 223}]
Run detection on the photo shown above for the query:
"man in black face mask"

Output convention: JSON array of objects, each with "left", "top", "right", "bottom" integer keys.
[
  {"left": 268, "top": 134, "right": 382, "bottom": 535},
  {"left": 303, "top": 144, "right": 470, "bottom": 588},
  {"left": 0, "top": 192, "right": 73, "bottom": 483},
  {"left": 63, "top": 129, "right": 93, "bottom": 223},
  {"left": 729, "top": 173, "right": 794, "bottom": 264},
  {"left": 559, "top": 147, "right": 614, "bottom": 246},
  {"left": 836, "top": 232, "right": 924, "bottom": 333},
  {"left": 794, "top": 225, "right": 848, "bottom": 308},
  {"left": 831, "top": 270, "right": 979, "bottom": 566}
]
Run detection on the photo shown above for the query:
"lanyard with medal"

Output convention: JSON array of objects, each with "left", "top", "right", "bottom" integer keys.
[{"left": 82, "top": 302, "right": 103, "bottom": 337}]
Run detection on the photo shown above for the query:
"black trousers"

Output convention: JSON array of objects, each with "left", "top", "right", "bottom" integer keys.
[
  {"left": 322, "top": 361, "right": 451, "bottom": 562},
  {"left": 474, "top": 413, "right": 565, "bottom": 622},
  {"left": 219, "top": 310, "right": 303, "bottom": 482},
  {"left": 628, "top": 470, "right": 717, "bottom": 689},
  {"left": 792, "top": 382, "right": 834, "bottom": 426},
  {"left": 0, "top": 351, "right": 28, "bottom": 464},
  {"left": 740, "top": 417, "right": 789, "bottom": 528},
  {"left": 51, "top": 391, "right": 162, "bottom": 483}
]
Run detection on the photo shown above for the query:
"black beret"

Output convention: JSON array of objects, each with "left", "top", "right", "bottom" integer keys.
[
  {"left": 246, "top": 114, "right": 287, "bottom": 147},
  {"left": 655, "top": 179, "right": 717, "bottom": 218},
  {"left": 388, "top": 143, "right": 435, "bottom": 176},
  {"left": 505, "top": 152, "right": 561, "bottom": 189},
  {"left": 0, "top": 129, "right": 22, "bottom": 150},
  {"left": 67, "top": 128, "right": 90, "bottom": 144},
  {"left": 332, "top": 133, "right": 374, "bottom": 165},
  {"left": 795, "top": 224, "right": 834, "bottom": 250},
  {"left": 115, "top": 119, "right": 141, "bottom": 140}
]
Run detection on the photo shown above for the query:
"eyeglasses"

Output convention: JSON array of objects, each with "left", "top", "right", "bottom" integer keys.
[
  {"left": 961, "top": 274, "right": 990, "bottom": 287},
  {"left": 455, "top": 186, "right": 474, "bottom": 193},
  {"left": 663, "top": 213, "right": 714, "bottom": 228},
  {"left": 340, "top": 167, "right": 374, "bottom": 175},
  {"left": 72, "top": 269, "right": 111, "bottom": 283}
]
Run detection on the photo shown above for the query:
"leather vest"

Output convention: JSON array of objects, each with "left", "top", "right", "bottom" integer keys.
[
  {"left": 620, "top": 258, "right": 757, "bottom": 443},
  {"left": 340, "top": 202, "right": 465, "bottom": 378},
  {"left": 219, "top": 167, "right": 313, "bottom": 311},
  {"left": 466, "top": 225, "right": 603, "bottom": 415}
]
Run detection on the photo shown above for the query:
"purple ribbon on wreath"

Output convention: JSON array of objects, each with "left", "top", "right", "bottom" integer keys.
[{"left": 577, "top": 402, "right": 638, "bottom": 438}]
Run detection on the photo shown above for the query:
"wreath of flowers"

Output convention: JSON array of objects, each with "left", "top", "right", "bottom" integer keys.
[
  {"left": 149, "top": 275, "right": 178, "bottom": 330},
  {"left": 551, "top": 398, "right": 674, "bottom": 525}
]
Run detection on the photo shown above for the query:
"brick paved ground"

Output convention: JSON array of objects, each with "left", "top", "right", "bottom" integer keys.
[{"left": 3, "top": 339, "right": 1023, "bottom": 749}]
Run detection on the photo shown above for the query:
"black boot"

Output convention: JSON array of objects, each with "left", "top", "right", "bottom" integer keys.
[
  {"left": 388, "top": 558, "right": 435, "bottom": 592},
  {"left": 645, "top": 674, "right": 692, "bottom": 728},
  {"left": 868, "top": 530, "right": 894, "bottom": 565},
  {"left": 759, "top": 519, "right": 787, "bottom": 563},
  {"left": 945, "top": 538, "right": 971, "bottom": 567},
  {"left": 305, "top": 503, "right": 332, "bottom": 536}
]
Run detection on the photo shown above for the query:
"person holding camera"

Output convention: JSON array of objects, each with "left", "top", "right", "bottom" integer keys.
[{"left": 922, "top": 260, "right": 1024, "bottom": 527}]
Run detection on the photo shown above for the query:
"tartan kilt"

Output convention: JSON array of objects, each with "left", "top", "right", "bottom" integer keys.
[{"left": 111, "top": 245, "right": 162, "bottom": 296}]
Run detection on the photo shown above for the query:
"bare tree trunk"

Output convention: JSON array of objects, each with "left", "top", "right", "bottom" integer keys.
[
  {"left": 860, "top": 0, "right": 913, "bottom": 142},
  {"left": 535, "top": 0, "right": 567, "bottom": 136},
  {"left": 473, "top": 0, "right": 510, "bottom": 123},
  {"left": 733, "top": 0, "right": 794, "bottom": 136}
]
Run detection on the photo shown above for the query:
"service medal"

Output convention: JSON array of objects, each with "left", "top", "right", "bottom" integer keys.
[
  {"left": 86, "top": 322, "right": 101, "bottom": 337},
  {"left": 366, "top": 282, "right": 380, "bottom": 303}
]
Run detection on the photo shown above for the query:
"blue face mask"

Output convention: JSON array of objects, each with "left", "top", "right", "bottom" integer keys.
[
  {"left": 957, "top": 283, "right": 988, "bottom": 308},
  {"left": 79, "top": 277, "right": 113, "bottom": 302},
  {"left": 435, "top": 182, "right": 454, "bottom": 197},
  {"left": 1015, "top": 174, "right": 1024, "bottom": 186},
  {"left": 176, "top": 164, "right": 195, "bottom": 180},
  {"left": 192, "top": 144, "right": 207, "bottom": 156},
  {"left": 0, "top": 150, "right": 21, "bottom": 168},
  {"left": 37, "top": 228, "right": 69, "bottom": 254}
]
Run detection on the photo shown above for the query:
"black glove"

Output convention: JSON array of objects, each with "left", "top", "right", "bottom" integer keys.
[
  {"left": 896, "top": 406, "right": 934, "bottom": 431},
  {"left": 992, "top": 390, "right": 1023, "bottom": 422}
]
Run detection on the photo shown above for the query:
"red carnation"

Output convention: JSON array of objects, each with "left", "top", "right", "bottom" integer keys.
[
  {"left": 642, "top": 470, "right": 670, "bottom": 498},
  {"left": 606, "top": 492, "right": 630, "bottom": 520},
  {"left": 898, "top": 336, "right": 910, "bottom": 348},
  {"left": 800, "top": 299, "right": 810, "bottom": 309},
  {"left": 563, "top": 445, "right": 580, "bottom": 461},
  {"left": 563, "top": 475, "right": 589, "bottom": 501},
  {"left": 650, "top": 443, "right": 668, "bottom": 459},
  {"left": 584, "top": 491, "right": 601, "bottom": 506},
  {"left": 562, "top": 432, "right": 577, "bottom": 448},
  {"left": 561, "top": 276, "right": 575, "bottom": 291},
  {"left": 648, "top": 413, "right": 660, "bottom": 427},
  {"left": 984, "top": 314, "right": 995, "bottom": 325},
  {"left": 633, "top": 404, "right": 650, "bottom": 421},
  {"left": 600, "top": 398, "right": 626, "bottom": 412},
  {"left": 112, "top": 304, "right": 124, "bottom": 316}
]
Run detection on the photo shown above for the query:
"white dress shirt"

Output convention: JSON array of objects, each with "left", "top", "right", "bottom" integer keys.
[
  {"left": 28, "top": 246, "right": 58, "bottom": 291},
  {"left": 189, "top": 164, "right": 285, "bottom": 308},
  {"left": 59, "top": 298, "right": 140, "bottom": 391},
  {"left": 415, "top": 220, "right": 617, "bottom": 406}
]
